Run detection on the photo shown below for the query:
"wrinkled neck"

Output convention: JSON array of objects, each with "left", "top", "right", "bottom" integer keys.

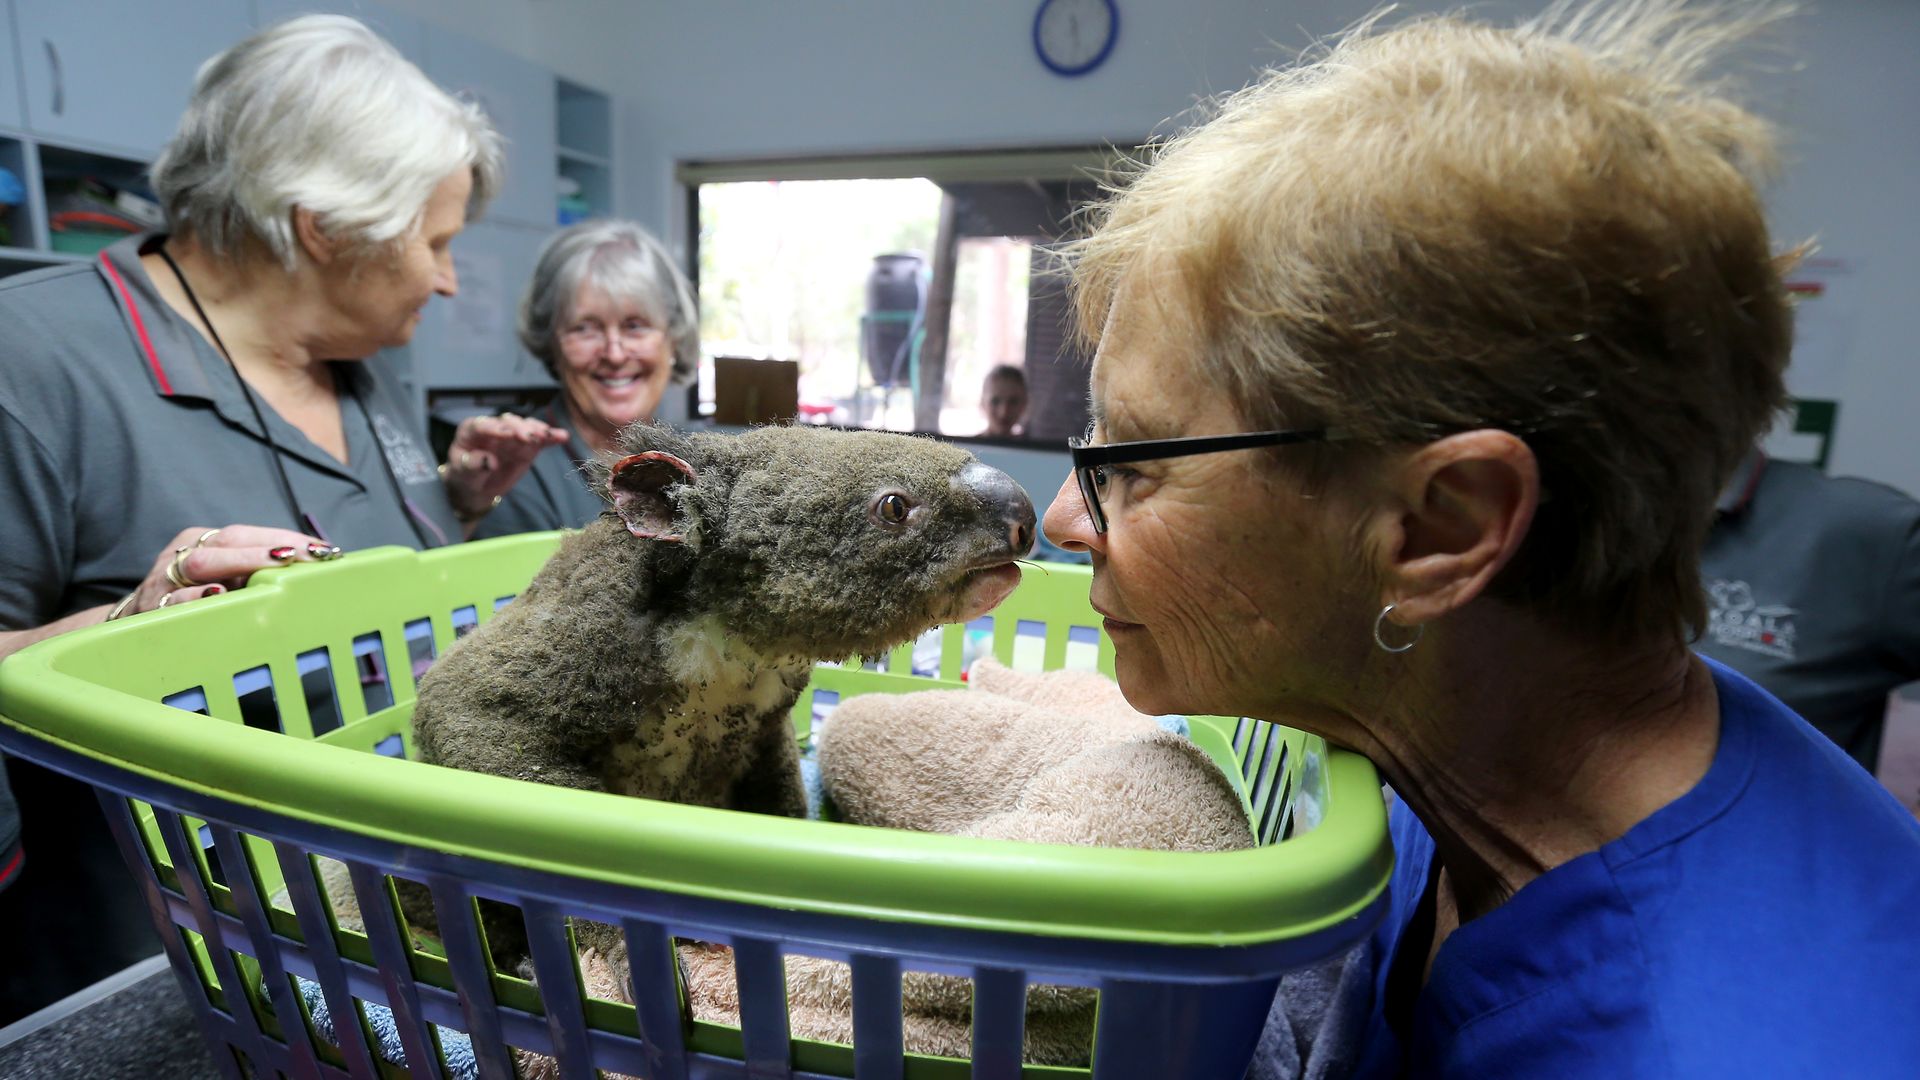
[{"left": 1332, "top": 611, "right": 1720, "bottom": 923}]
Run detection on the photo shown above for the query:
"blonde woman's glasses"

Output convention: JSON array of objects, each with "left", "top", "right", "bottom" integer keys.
[{"left": 1066, "top": 427, "right": 1351, "bottom": 534}]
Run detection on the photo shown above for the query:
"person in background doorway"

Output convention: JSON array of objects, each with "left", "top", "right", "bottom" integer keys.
[
  {"left": 1697, "top": 446, "right": 1920, "bottom": 772},
  {"left": 0, "top": 14, "right": 561, "bottom": 1023},
  {"left": 979, "top": 363, "right": 1029, "bottom": 439},
  {"left": 476, "top": 219, "right": 699, "bottom": 537}
]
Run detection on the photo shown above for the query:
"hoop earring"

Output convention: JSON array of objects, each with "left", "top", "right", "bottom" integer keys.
[{"left": 1373, "top": 603, "right": 1423, "bottom": 654}]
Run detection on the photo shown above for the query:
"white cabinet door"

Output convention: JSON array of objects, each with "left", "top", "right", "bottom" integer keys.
[
  {"left": 253, "top": 0, "right": 428, "bottom": 65},
  {"left": 410, "top": 219, "right": 552, "bottom": 391},
  {"left": 425, "top": 30, "right": 556, "bottom": 230},
  {"left": 14, "top": 0, "right": 253, "bottom": 156},
  {"left": 0, "top": 22, "right": 22, "bottom": 131}
]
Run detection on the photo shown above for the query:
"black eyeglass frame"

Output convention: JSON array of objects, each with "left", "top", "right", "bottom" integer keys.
[{"left": 1066, "top": 427, "right": 1354, "bottom": 534}]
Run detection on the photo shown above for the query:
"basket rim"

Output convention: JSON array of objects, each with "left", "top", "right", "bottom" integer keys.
[{"left": 0, "top": 544, "right": 1393, "bottom": 950}]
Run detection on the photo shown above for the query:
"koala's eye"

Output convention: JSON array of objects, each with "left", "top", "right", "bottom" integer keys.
[{"left": 874, "top": 492, "right": 911, "bottom": 526}]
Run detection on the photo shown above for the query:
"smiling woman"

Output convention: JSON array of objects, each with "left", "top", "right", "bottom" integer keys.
[{"left": 474, "top": 219, "right": 700, "bottom": 537}]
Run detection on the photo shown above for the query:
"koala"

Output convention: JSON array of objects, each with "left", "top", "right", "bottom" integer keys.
[
  {"left": 405, "top": 422, "right": 1033, "bottom": 978},
  {"left": 414, "top": 421, "right": 1035, "bottom": 810}
]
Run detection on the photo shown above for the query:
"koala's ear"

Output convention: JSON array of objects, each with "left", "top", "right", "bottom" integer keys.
[{"left": 609, "top": 452, "right": 696, "bottom": 541}]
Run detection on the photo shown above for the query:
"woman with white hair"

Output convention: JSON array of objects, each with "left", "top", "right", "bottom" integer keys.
[
  {"left": 0, "top": 15, "right": 561, "bottom": 1019},
  {"left": 476, "top": 219, "right": 698, "bottom": 536}
]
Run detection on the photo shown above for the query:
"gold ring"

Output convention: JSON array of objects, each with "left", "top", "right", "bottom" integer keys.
[
  {"left": 460, "top": 450, "right": 474, "bottom": 469},
  {"left": 156, "top": 593, "right": 176, "bottom": 609},
  {"left": 165, "top": 546, "right": 198, "bottom": 590},
  {"left": 106, "top": 591, "right": 140, "bottom": 621},
  {"left": 192, "top": 528, "right": 222, "bottom": 548}
]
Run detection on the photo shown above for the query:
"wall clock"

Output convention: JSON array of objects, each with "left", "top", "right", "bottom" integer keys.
[{"left": 1033, "top": 0, "right": 1119, "bottom": 77}]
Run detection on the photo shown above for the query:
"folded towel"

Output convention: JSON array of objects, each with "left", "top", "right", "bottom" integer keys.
[
  {"left": 817, "top": 658, "right": 1250, "bottom": 852},
  {"left": 677, "top": 658, "right": 1253, "bottom": 1065}
]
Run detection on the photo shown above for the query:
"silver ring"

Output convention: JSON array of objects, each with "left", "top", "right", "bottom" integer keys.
[{"left": 1373, "top": 603, "right": 1423, "bottom": 653}]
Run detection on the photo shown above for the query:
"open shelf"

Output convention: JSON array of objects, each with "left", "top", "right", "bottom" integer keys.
[
  {"left": 557, "top": 145, "right": 609, "bottom": 169},
  {"left": 555, "top": 78, "right": 612, "bottom": 225},
  {"left": 37, "top": 143, "right": 154, "bottom": 258},
  {"left": 556, "top": 79, "right": 611, "bottom": 160}
]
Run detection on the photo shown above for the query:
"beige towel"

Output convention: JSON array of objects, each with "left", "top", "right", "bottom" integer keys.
[
  {"left": 667, "top": 659, "right": 1253, "bottom": 1066},
  {"left": 818, "top": 658, "right": 1251, "bottom": 853}
]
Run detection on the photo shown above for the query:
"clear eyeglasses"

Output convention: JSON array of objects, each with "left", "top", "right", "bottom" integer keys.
[
  {"left": 1065, "top": 427, "right": 1349, "bottom": 534},
  {"left": 560, "top": 317, "right": 665, "bottom": 351}
]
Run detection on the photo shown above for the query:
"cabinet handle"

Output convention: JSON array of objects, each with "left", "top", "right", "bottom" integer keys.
[{"left": 44, "top": 41, "right": 63, "bottom": 117}]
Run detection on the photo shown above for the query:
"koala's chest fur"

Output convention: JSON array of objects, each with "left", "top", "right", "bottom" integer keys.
[{"left": 599, "top": 614, "right": 809, "bottom": 806}]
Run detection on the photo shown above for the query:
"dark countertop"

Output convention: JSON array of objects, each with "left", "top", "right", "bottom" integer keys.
[{"left": 0, "top": 956, "right": 217, "bottom": 1079}]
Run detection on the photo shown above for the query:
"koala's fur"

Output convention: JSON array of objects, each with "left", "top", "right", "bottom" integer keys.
[
  {"left": 412, "top": 418, "right": 1029, "bottom": 807},
  {"left": 405, "top": 422, "right": 1032, "bottom": 977},
  {"left": 414, "top": 422, "right": 1031, "bottom": 811}
]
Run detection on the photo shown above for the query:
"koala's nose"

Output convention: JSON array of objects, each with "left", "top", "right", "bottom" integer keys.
[{"left": 956, "top": 461, "right": 1037, "bottom": 558}]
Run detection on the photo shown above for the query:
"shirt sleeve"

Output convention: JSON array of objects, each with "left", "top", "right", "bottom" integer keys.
[{"left": 0, "top": 393, "right": 77, "bottom": 630}]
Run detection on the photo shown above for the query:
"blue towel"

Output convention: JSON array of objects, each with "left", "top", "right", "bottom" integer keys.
[{"left": 296, "top": 976, "right": 478, "bottom": 1078}]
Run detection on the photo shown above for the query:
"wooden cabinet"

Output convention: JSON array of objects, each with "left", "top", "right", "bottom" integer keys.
[{"left": 12, "top": 0, "right": 253, "bottom": 156}]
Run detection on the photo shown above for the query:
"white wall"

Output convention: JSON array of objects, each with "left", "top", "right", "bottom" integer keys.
[{"left": 386, "top": 0, "right": 1919, "bottom": 497}]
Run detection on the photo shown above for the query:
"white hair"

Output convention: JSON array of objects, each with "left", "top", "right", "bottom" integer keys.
[
  {"left": 150, "top": 15, "right": 504, "bottom": 268},
  {"left": 517, "top": 220, "right": 700, "bottom": 383}
]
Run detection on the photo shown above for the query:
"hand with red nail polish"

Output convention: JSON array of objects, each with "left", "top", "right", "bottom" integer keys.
[{"left": 77, "top": 524, "right": 338, "bottom": 632}]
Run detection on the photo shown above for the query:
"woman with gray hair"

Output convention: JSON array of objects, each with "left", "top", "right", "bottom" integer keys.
[
  {"left": 476, "top": 219, "right": 698, "bottom": 536},
  {"left": 0, "top": 14, "right": 561, "bottom": 1018},
  {"left": 1041, "top": 3, "right": 1919, "bottom": 1076}
]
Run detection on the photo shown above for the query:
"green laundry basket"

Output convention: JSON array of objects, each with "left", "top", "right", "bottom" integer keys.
[{"left": 0, "top": 534, "right": 1392, "bottom": 1079}]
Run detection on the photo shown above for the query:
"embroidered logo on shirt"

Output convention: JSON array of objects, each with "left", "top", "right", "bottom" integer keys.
[
  {"left": 1706, "top": 579, "right": 1797, "bottom": 661},
  {"left": 371, "top": 413, "right": 439, "bottom": 486}
]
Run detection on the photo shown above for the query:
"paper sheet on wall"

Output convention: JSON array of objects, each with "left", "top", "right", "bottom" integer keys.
[
  {"left": 444, "top": 250, "right": 506, "bottom": 356},
  {"left": 1782, "top": 256, "right": 1856, "bottom": 400},
  {"left": 1761, "top": 257, "right": 1857, "bottom": 468}
]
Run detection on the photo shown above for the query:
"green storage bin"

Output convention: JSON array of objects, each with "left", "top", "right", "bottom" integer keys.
[{"left": 0, "top": 534, "right": 1392, "bottom": 1078}]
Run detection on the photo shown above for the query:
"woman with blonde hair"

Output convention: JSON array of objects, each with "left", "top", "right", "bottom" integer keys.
[{"left": 1043, "top": 3, "right": 1920, "bottom": 1075}]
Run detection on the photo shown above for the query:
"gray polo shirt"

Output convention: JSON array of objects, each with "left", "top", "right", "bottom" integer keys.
[
  {"left": 0, "top": 233, "right": 462, "bottom": 629},
  {"left": 1698, "top": 451, "right": 1920, "bottom": 770},
  {"left": 473, "top": 398, "right": 609, "bottom": 538}
]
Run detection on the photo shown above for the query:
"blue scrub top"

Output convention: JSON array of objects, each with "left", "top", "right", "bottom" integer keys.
[{"left": 1353, "top": 658, "right": 1920, "bottom": 1079}]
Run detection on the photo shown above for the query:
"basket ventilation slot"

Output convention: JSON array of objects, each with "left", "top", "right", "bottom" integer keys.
[
  {"left": 451, "top": 606, "right": 480, "bottom": 639},
  {"left": 352, "top": 632, "right": 393, "bottom": 714},
  {"left": 403, "top": 617, "right": 437, "bottom": 679},
  {"left": 233, "top": 665, "right": 280, "bottom": 734},
  {"left": 295, "top": 648, "right": 341, "bottom": 737}
]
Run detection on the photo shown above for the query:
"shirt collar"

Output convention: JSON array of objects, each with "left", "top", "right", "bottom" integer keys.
[
  {"left": 95, "top": 233, "right": 226, "bottom": 402},
  {"left": 95, "top": 233, "right": 365, "bottom": 485}
]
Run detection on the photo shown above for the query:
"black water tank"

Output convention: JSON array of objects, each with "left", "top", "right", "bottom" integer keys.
[{"left": 863, "top": 253, "right": 924, "bottom": 387}]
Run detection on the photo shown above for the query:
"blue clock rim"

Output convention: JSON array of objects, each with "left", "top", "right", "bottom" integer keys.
[{"left": 1033, "top": 0, "right": 1120, "bottom": 77}]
